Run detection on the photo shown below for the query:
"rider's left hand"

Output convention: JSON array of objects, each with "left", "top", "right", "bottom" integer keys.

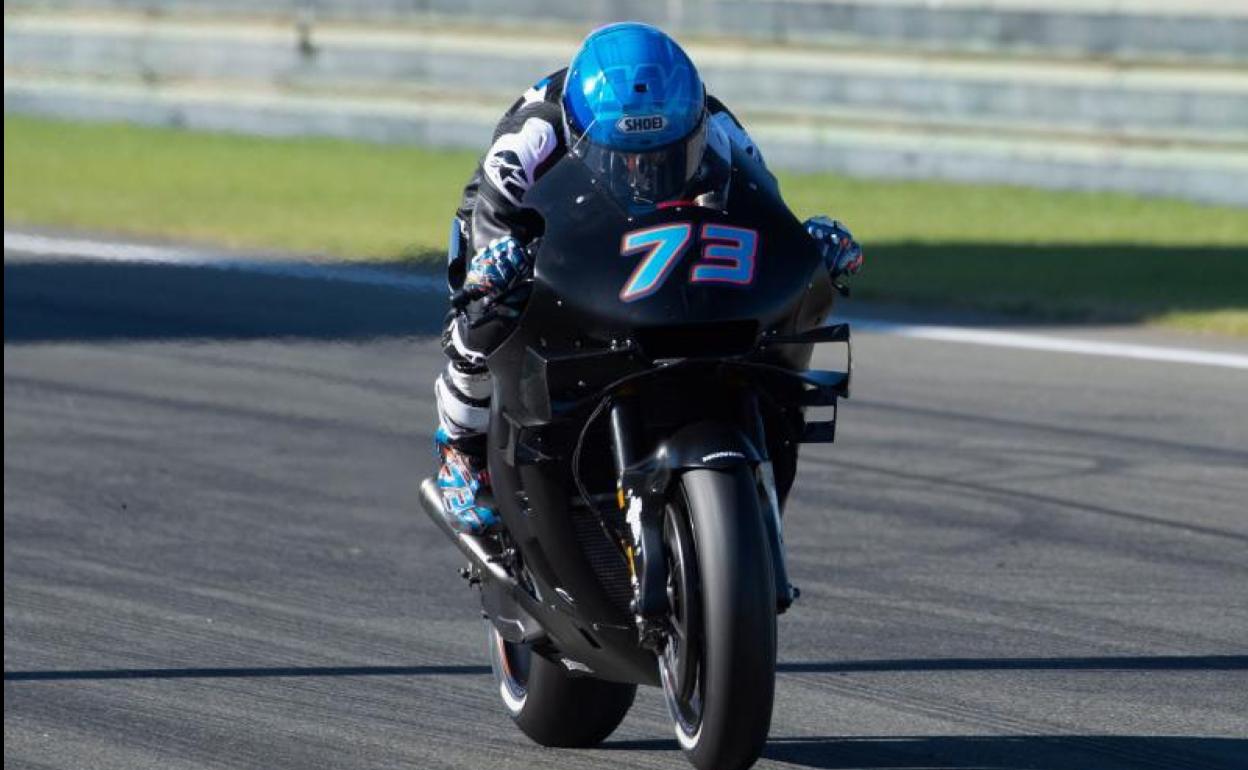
[{"left": 804, "top": 216, "right": 863, "bottom": 278}]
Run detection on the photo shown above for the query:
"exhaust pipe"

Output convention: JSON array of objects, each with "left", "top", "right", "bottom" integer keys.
[{"left": 419, "top": 478, "right": 515, "bottom": 586}]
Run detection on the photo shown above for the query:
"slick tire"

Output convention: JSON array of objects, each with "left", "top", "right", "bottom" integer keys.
[
  {"left": 667, "top": 467, "right": 778, "bottom": 770},
  {"left": 486, "top": 624, "right": 636, "bottom": 748}
]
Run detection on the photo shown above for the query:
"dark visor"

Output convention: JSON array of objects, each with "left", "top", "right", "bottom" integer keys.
[{"left": 569, "top": 113, "right": 708, "bottom": 212}]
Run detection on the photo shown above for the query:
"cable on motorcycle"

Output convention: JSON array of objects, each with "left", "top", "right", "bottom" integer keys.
[{"left": 570, "top": 394, "right": 631, "bottom": 561}]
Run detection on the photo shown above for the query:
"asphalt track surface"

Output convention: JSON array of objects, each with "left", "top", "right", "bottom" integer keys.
[{"left": 5, "top": 244, "right": 1247, "bottom": 770}]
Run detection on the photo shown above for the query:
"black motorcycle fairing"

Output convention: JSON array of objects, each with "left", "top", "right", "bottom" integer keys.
[
  {"left": 487, "top": 146, "right": 833, "bottom": 428},
  {"left": 527, "top": 147, "right": 827, "bottom": 340}
]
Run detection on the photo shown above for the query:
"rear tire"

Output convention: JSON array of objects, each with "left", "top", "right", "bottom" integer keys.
[
  {"left": 662, "top": 467, "right": 777, "bottom": 770},
  {"left": 486, "top": 624, "right": 636, "bottom": 747}
]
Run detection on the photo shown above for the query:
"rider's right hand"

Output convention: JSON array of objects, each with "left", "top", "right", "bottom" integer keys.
[
  {"left": 463, "top": 236, "right": 531, "bottom": 302},
  {"left": 804, "top": 216, "right": 863, "bottom": 279}
]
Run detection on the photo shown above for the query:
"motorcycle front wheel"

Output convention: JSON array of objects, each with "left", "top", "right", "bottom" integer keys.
[{"left": 659, "top": 467, "right": 778, "bottom": 770}]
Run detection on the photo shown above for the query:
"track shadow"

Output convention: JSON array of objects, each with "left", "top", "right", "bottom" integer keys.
[
  {"left": 602, "top": 735, "right": 1244, "bottom": 769},
  {"left": 9, "top": 244, "right": 1244, "bottom": 343},
  {"left": 761, "top": 735, "right": 1246, "bottom": 770},
  {"left": 603, "top": 655, "right": 1246, "bottom": 767},
  {"left": 11, "top": 655, "right": 1238, "bottom": 684},
  {"left": 775, "top": 654, "right": 1248, "bottom": 673},
  {"left": 9, "top": 663, "right": 1244, "bottom": 767},
  {"left": 4, "top": 259, "right": 447, "bottom": 343},
  {"left": 3, "top": 664, "right": 491, "bottom": 682},
  {"left": 10, "top": 654, "right": 1240, "bottom": 684}
]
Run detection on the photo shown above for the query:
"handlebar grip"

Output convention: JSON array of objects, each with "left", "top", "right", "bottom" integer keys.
[{"left": 452, "top": 238, "right": 539, "bottom": 311}]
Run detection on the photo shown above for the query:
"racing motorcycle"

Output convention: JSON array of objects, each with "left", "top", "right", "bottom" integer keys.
[{"left": 420, "top": 145, "right": 850, "bottom": 770}]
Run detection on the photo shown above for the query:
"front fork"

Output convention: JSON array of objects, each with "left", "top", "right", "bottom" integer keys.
[
  {"left": 608, "top": 392, "right": 797, "bottom": 651},
  {"left": 609, "top": 396, "right": 670, "bottom": 650}
]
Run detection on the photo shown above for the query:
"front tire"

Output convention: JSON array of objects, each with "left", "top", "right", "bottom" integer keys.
[
  {"left": 486, "top": 624, "right": 636, "bottom": 747},
  {"left": 661, "top": 467, "right": 777, "bottom": 770}
]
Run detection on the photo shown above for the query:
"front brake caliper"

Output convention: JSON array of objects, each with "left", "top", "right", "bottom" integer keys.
[{"left": 619, "top": 465, "right": 671, "bottom": 650}]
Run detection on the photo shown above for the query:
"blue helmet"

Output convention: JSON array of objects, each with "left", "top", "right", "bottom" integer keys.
[{"left": 563, "top": 23, "right": 708, "bottom": 209}]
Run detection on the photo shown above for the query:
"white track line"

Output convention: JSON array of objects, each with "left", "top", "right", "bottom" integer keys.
[
  {"left": 851, "top": 320, "right": 1248, "bottom": 370},
  {"left": 6, "top": 231, "right": 1246, "bottom": 370}
]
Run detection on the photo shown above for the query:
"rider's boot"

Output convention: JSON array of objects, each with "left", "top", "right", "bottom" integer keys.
[{"left": 434, "top": 428, "right": 499, "bottom": 535}]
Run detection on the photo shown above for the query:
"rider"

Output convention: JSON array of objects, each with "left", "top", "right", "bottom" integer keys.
[{"left": 435, "top": 22, "right": 863, "bottom": 534}]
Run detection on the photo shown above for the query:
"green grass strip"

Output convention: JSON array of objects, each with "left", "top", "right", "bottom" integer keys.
[{"left": 5, "top": 115, "right": 1246, "bottom": 332}]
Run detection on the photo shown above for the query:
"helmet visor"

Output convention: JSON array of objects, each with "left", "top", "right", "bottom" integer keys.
[{"left": 569, "top": 113, "right": 708, "bottom": 212}]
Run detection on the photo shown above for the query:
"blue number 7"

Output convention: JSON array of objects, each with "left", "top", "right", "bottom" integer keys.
[{"left": 619, "top": 223, "right": 694, "bottom": 303}]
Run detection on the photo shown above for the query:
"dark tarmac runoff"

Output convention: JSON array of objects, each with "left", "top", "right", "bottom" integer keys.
[{"left": 4, "top": 243, "right": 1247, "bottom": 770}]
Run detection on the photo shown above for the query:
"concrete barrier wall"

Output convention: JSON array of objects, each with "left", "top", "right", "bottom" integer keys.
[
  {"left": 7, "top": 17, "right": 1245, "bottom": 142},
  {"left": 5, "top": 7, "right": 1247, "bottom": 205},
  {"left": 9, "top": 0, "right": 1248, "bottom": 62}
]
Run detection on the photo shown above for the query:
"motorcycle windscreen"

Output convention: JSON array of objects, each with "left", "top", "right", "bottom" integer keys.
[
  {"left": 566, "top": 114, "right": 708, "bottom": 214},
  {"left": 519, "top": 148, "right": 829, "bottom": 348}
]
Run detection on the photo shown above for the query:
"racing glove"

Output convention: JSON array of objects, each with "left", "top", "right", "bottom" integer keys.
[
  {"left": 804, "top": 216, "right": 863, "bottom": 278},
  {"left": 464, "top": 236, "right": 532, "bottom": 300}
]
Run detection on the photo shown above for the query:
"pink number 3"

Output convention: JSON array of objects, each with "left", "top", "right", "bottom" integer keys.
[{"left": 619, "top": 223, "right": 758, "bottom": 303}]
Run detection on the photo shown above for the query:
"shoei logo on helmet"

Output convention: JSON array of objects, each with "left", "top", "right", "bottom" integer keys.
[{"left": 616, "top": 115, "right": 667, "bottom": 134}]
